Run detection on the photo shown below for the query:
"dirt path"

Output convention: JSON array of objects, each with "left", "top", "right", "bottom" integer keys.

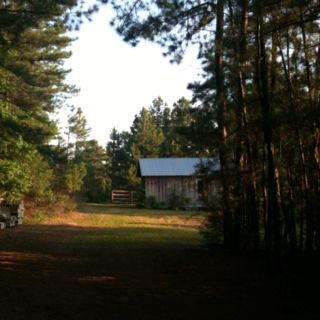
[{"left": 0, "top": 223, "right": 317, "bottom": 320}]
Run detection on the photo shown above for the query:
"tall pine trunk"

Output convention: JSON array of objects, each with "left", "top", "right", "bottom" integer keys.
[
  {"left": 275, "top": 28, "right": 309, "bottom": 254},
  {"left": 215, "top": 0, "right": 232, "bottom": 249},
  {"left": 228, "top": 0, "right": 259, "bottom": 251},
  {"left": 299, "top": 11, "right": 319, "bottom": 252},
  {"left": 255, "top": 1, "right": 282, "bottom": 268}
]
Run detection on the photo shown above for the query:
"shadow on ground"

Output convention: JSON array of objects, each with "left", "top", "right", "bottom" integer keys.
[
  {"left": 78, "top": 202, "right": 206, "bottom": 218},
  {"left": 0, "top": 224, "right": 318, "bottom": 320}
]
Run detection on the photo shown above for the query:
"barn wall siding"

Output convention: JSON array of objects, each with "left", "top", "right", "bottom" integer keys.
[{"left": 145, "top": 176, "right": 201, "bottom": 207}]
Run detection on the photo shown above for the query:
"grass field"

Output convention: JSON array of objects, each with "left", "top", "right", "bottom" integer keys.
[
  {"left": 43, "top": 202, "right": 206, "bottom": 229},
  {"left": 0, "top": 204, "right": 317, "bottom": 319},
  {"left": 27, "top": 204, "right": 206, "bottom": 249}
]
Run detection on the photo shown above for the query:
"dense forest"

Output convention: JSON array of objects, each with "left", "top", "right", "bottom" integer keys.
[{"left": 1, "top": 0, "right": 319, "bottom": 266}]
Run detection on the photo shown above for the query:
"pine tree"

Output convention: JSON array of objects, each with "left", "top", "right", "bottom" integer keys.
[
  {"left": 0, "top": 2, "right": 78, "bottom": 202},
  {"left": 67, "top": 107, "right": 91, "bottom": 161},
  {"left": 130, "top": 107, "right": 164, "bottom": 159},
  {"left": 109, "top": 0, "right": 320, "bottom": 261},
  {"left": 106, "top": 128, "right": 132, "bottom": 189},
  {"left": 81, "top": 139, "right": 110, "bottom": 202}
]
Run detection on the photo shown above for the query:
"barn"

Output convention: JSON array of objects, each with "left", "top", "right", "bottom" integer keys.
[{"left": 138, "top": 157, "right": 220, "bottom": 208}]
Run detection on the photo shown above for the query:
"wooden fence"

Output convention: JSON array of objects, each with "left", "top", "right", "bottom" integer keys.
[{"left": 111, "top": 189, "right": 135, "bottom": 204}]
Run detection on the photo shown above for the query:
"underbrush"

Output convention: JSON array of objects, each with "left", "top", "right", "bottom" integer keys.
[{"left": 24, "top": 194, "right": 78, "bottom": 224}]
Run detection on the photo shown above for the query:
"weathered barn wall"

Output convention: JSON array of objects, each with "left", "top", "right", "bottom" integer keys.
[
  {"left": 145, "top": 176, "right": 200, "bottom": 207},
  {"left": 139, "top": 158, "right": 220, "bottom": 208}
]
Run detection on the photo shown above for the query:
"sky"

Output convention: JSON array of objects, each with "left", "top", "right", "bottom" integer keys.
[{"left": 61, "top": 5, "right": 201, "bottom": 146}]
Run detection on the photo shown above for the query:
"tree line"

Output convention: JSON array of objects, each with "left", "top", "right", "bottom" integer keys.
[
  {"left": 108, "top": 0, "right": 320, "bottom": 263},
  {"left": 1, "top": 0, "right": 319, "bottom": 265},
  {"left": 0, "top": 1, "right": 205, "bottom": 209},
  {"left": 0, "top": 1, "right": 101, "bottom": 208},
  {"left": 62, "top": 96, "right": 212, "bottom": 203}
]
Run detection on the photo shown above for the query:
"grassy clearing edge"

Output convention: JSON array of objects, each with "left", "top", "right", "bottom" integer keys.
[{"left": 25, "top": 203, "right": 208, "bottom": 230}]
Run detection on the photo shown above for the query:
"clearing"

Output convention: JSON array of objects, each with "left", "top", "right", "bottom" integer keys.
[{"left": 0, "top": 204, "right": 317, "bottom": 320}]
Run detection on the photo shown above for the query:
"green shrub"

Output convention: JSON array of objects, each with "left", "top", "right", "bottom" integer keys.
[
  {"left": 50, "top": 193, "right": 77, "bottom": 213},
  {"left": 34, "top": 210, "right": 48, "bottom": 222},
  {"left": 145, "top": 196, "right": 159, "bottom": 209},
  {"left": 135, "top": 186, "right": 146, "bottom": 208},
  {"left": 200, "top": 211, "right": 224, "bottom": 246},
  {"left": 64, "top": 162, "right": 87, "bottom": 194},
  {"left": 27, "top": 154, "right": 55, "bottom": 204},
  {"left": 0, "top": 159, "right": 31, "bottom": 202},
  {"left": 168, "top": 189, "right": 190, "bottom": 209}
]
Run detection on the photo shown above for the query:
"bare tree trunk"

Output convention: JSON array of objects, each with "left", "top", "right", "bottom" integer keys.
[
  {"left": 275, "top": 29, "right": 310, "bottom": 254},
  {"left": 314, "top": 44, "right": 320, "bottom": 251},
  {"left": 228, "top": 0, "right": 259, "bottom": 251},
  {"left": 215, "top": 0, "right": 232, "bottom": 249},
  {"left": 286, "top": 163, "right": 298, "bottom": 254},
  {"left": 299, "top": 13, "right": 319, "bottom": 252},
  {"left": 255, "top": 1, "right": 282, "bottom": 268}
]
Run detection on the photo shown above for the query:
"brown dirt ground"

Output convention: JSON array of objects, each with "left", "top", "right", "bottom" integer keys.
[{"left": 0, "top": 221, "right": 318, "bottom": 320}]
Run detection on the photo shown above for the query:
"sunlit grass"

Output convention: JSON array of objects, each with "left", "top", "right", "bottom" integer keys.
[
  {"left": 24, "top": 203, "right": 208, "bottom": 251},
  {"left": 29, "top": 203, "right": 208, "bottom": 230},
  {"left": 72, "top": 227, "right": 201, "bottom": 251}
]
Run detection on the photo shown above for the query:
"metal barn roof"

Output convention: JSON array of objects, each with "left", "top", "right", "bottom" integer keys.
[{"left": 138, "top": 158, "right": 220, "bottom": 177}]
